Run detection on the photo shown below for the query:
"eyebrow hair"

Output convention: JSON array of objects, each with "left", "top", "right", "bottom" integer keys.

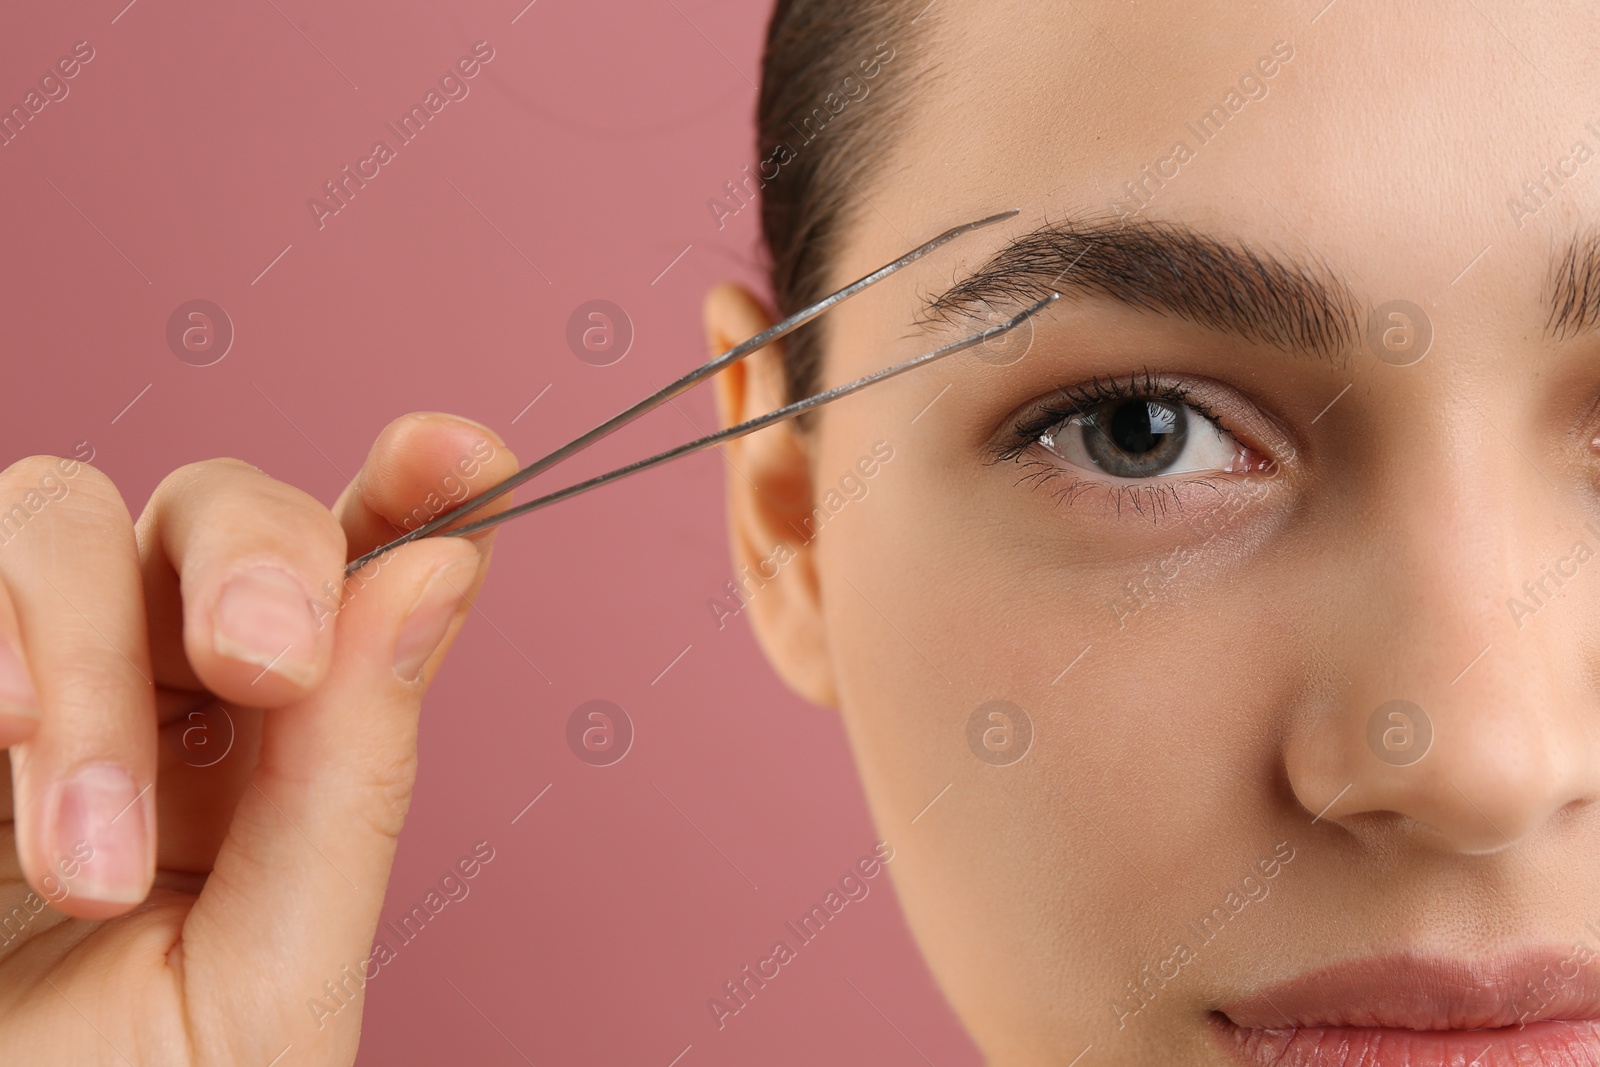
[
  {"left": 1546, "top": 231, "right": 1600, "bottom": 338},
  {"left": 918, "top": 216, "right": 1365, "bottom": 364}
]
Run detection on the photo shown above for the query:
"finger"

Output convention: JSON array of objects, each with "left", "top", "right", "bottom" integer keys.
[
  {"left": 333, "top": 411, "right": 518, "bottom": 562},
  {"left": 180, "top": 534, "right": 481, "bottom": 1059},
  {"left": 0, "top": 574, "right": 42, "bottom": 749},
  {"left": 135, "top": 458, "right": 347, "bottom": 707},
  {"left": 0, "top": 457, "right": 156, "bottom": 919}
]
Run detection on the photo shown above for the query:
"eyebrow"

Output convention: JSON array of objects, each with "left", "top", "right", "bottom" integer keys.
[
  {"left": 919, "top": 216, "right": 1365, "bottom": 365},
  {"left": 1546, "top": 231, "right": 1600, "bottom": 338}
]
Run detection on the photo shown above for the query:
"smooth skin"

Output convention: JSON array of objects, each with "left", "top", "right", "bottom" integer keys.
[
  {"left": 0, "top": 412, "right": 519, "bottom": 1064},
  {"left": 706, "top": 2, "right": 1600, "bottom": 1064}
]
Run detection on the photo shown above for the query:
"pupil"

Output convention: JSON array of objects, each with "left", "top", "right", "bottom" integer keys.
[
  {"left": 1110, "top": 400, "right": 1170, "bottom": 454},
  {"left": 1083, "top": 399, "right": 1188, "bottom": 477}
]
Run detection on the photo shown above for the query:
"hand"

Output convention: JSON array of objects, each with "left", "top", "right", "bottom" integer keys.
[{"left": 0, "top": 411, "right": 519, "bottom": 1065}]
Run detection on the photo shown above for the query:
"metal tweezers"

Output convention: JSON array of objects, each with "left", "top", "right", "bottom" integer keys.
[{"left": 343, "top": 208, "right": 1057, "bottom": 578}]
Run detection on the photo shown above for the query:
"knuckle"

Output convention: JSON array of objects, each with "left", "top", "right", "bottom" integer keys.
[
  {"left": 54, "top": 656, "right": 144, "bottom": 712},
  {"left": 151, "top": 456, "right": 263, "bottom": 499},
  {"left": 261, "top": 486, "right": 348, "bottom": 562},
  {"left": 155, "top": 457, "right": 348, "bottom": 562},
  {"left": 350, "top": 749, "right": 420, "bottom": 844}
]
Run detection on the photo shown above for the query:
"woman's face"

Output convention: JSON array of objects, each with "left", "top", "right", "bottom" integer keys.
[{"left": 711, "top": 3, "right": 1600, "bottom": 1063}]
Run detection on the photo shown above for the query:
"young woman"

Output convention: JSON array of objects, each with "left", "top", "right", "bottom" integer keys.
[{"left": 4, "top": 1, "right": 1600, "bottom": 1064}]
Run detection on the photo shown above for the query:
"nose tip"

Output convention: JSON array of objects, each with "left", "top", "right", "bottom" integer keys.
[
  {"left": 1287, "top": 689, "right": 1595, "bottom": 856},
  {"left": 1275, "top": 386, "right": 1600, "bottom": 858}
]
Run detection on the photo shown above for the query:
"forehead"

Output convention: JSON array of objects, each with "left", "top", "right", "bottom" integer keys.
[{"left": 852, "top": 1, "right": 1600, "bottom": 312}]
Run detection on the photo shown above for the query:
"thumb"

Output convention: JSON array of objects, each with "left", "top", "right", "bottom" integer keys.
[{"left": 179, "top": 533, "right": 483, "bottom": 1062}]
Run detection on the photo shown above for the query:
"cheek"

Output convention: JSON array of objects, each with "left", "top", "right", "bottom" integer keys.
[
  {"left": 815, "top": 443, "right": 1297, "bottom": 1047},
  {"left": 817, "top": 461, "right": 1104, "bottom": 1036}
]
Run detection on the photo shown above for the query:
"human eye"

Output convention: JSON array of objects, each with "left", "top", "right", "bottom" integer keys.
[{"left": 992, "top": 371, "right": 1278, "bottom": 517}]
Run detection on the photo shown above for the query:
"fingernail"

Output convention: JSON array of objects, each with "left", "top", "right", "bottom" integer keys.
[
  {"left": 45, "top": 763, "right": 150, "bottom": 904},
  {"left": 393, "top": 555, "right": 476, "bottom": 682},
  {"left": 213, "top": 565, "right": 319, "bottom": 685},
  {"left": 0, "top": 630, "right": 39, "bottom": 719}
]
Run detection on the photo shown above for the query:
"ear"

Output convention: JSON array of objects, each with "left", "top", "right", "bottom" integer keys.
[{"left": 703, "top": 281, "right": 839, "bottom": 708}]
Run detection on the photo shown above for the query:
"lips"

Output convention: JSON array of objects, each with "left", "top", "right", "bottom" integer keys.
[{"left": 1211, "top": 950, "right": 1600, "bottom": 1067}]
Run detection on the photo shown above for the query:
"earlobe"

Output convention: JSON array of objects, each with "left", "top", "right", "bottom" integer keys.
[{"left": 702, "top": 282, "right": 839, "bottom": 708}]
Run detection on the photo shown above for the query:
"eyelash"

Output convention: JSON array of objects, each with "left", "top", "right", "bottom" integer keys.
[{"left": 991, "top": 369, "right": 1244, "bottom": 520}]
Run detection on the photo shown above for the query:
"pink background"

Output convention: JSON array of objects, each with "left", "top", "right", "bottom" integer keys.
[{"left": 0, "top": 1, "right": 981, "bottom": 1063}]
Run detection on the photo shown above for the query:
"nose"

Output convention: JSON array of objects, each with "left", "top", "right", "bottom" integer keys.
[{"left": 1283, "top": 442, "right": 1600, "bottom": 855}]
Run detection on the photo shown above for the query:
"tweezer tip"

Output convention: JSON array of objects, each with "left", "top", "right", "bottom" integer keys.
[{"left": 974, "top": 207, "right": 1021, "bottom": 226}]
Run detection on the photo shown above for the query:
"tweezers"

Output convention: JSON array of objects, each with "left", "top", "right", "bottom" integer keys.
[{"left": 343, "top": 208, "right": 1057, "bottom": 578}]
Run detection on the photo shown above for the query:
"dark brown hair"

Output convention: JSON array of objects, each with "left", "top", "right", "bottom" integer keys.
[{"left": 756, "top": 0, "right": 918, "bottom": 407}]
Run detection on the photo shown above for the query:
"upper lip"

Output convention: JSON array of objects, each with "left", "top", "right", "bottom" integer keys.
[{"left": 1217, "top": 950, "right": 1600, "bottom": 1031}]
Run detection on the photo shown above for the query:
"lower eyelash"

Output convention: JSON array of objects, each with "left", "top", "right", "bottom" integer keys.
[{"left": 1010, "top": 458, "right": 1228, "bottom": 521}]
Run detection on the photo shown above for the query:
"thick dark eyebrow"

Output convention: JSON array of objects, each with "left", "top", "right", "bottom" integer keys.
[
  {"left": 1546, "top": 231, "right": 1600, "bottom": 338},
  {"left": 918, "top": 216, "right": 1364, "bottom": 365}
]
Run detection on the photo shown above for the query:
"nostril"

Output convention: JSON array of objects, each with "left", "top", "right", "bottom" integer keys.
[
  {"left": 1335, "top": 808, "right": 1483, "bottom": 850},
  {"left": 1337, "top": 809, "right": 1412, "bottom": 835},
  {"left": 1555, "top": 796, "right": 1595, "bottom": 822},
  {"left": 1284, "top": 676, "right": 1598, "bottom": 858},
  {"left": 1304, "top": 784, "right": 1546, "bottom": 856}
]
